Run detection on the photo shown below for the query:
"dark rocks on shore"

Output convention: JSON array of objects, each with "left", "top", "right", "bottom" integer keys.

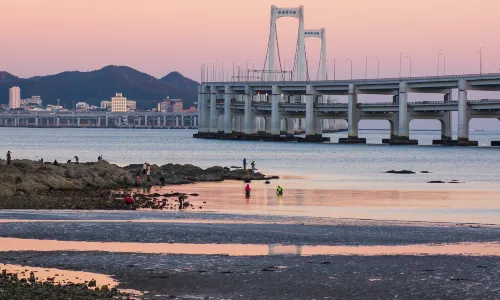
[
  {"left": 427, "top": 181, "right": 445, "bottom": 183},
  {"left": 0, "top": 159, "right": 269, "bottom": 210},
  {"left": 0, "top": 269, "right": 127, "bottom": 299},
  {"left": 386, "top": 170, "right": 415, "bottom": 174}
]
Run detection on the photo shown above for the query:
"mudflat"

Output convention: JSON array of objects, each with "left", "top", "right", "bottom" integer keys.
[{"left": 0, "top": 212, "right": 499, "bottom": 299}]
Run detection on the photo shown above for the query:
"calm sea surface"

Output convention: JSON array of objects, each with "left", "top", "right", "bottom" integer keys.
[
  {"left": 1, "top": 128, "right": 500, "bottom": 187},
  {"left": 2, "top": 127, "right": 500, "bottom": 223}
]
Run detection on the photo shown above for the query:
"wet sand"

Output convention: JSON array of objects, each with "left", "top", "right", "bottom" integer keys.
[
  {"left": 154, "top": 180, "right": 500, "bottom": 224},
  {"left": 0, "top": 212, "right": 499, "bottom": 299}
]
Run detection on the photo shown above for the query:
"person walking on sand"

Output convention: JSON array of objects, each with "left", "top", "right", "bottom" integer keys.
[
  {"left": 243, "top": 158, "right": 247, "bottom": 170},
  {"left": 6, "top": 151, "right": 11, "bottom": 166},
  {"left": 251, "top": 161, "right": 256, "bottom": 176}
]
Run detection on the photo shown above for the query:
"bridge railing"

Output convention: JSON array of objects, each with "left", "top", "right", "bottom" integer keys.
[{"left": 203, "top": 72, "right": 500, "bottom": 85}]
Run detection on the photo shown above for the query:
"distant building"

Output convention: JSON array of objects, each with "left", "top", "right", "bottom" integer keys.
[
  {"left": 111, "top": 93, "right": 127, "bottom": 112},
  {"left": 185, "top": 106, "right": 197, "bottom": 113},
  {"left": 75, "top": 102, "right": 90, "bottom": 111},
  {"left": 100, "top": 100, "right": 112, "bottom": 110},
  {"left": 21, "top": 96, "right": 42, "bottom": 107},
  {"left": 127, "top": 100, "right": 136, "bottom": 111},
  {"left": 9, "top": 87, "right": 21, "bottom": 109},
  {"left": 172, "top": 101, "right": 183, "bottom": 112},
  {"left": 158, "top": 99, "right": 171, "bottom": 112},
  {"left": 46, "top": 105, "right": 63, "bottom": 111}
]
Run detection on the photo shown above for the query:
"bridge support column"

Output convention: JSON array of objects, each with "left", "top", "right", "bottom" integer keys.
[
  {"left": 175, "top": 116, "right": 179, "bottom": 128},
  {"left": 454, "top": 80, "right": 478, "bottom": 146},
  {"left": 209, "top": 85, "right": 219, "bottom": 133},
  {"left": 340, "top": 84, "right": 365, "bottom": 144},
  {"left": 286, "top": 118, "right": 295, "bottom": 136},
  {"left": 163, "top": 115, "right": 166, "bottom": 128},
  {"left": 315, "top": 96, "right": 323, "bottom": 135},
  {"left": 224, "top": 86, "right": 234, "bottom": 134},
  {"left": 181, "top": 115, "right": 185, "bottom": 128},
  {"left": 389, "top": 82, "right": 417, "bottom": 145},
  {"left": 35, "top": 117, "right": 39, "bottom": 127},
  {"left": 244, "top": 88, "right": 255, "bottom": 135},
  {"left": 157, "top": 116, "right": 160, "bottom": 128},
  {"left": 105, "top": 115, "right": 109, "bottom": 127},
  {"left": 56, "top": 117, "right": 60, "bottom": 127},
  {"left": 304, "top": 85, "right": 323, "bottom": 141},
  {"left": 432, "top": 94, "right": 453, "bottom": 145},
  {"left": 271, "top": 86, "right": 282, "bottom": 136},
  {"left": 198, "top": 86, "right": 210, "bottom": 132}
]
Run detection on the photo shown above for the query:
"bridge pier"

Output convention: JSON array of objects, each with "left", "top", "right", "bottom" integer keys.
[
  {"left": 432, "top": 94, "right": 454, "bottom": 145},
  {"left": 209, "top": 85, "right": 219, "bottom": 133},
  {"left": 271, "top": 85, "right": 282, "bottom": 136},
  {"left": 304, "top": 85, "right": 323, "bottom": 141},
  {"left": 340, "top": 84, "right": 365, "bottom": 144},
  {"left": 389, "top": 82, "right": 418, "bottom": 145},
  {"left": 244, "top": 87, "right": 255, "bottom": 134},
  {"left": 224, "top": 86, "right": 234, "bottom": 134},
  {"left": 454, "top": 80, "right": 477, "bottom": 146}
]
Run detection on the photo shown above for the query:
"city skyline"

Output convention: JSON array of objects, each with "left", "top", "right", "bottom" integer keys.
[{"left": 1, "top": 0, "right": 499, "bottom": 82}]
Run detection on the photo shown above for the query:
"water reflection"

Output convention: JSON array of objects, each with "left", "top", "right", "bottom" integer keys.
[{"left": 1, "top": 238, "right": 499, "bottom": 257}]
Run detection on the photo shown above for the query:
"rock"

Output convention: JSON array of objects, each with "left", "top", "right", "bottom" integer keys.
[
  {"left": 87, "top": 279, "right": 96, "bottom": 287},
  {"left": 265, "top": 181, "right": 271, "bottom": 184},
  {"left": 427, "top": 181, "right": 445, "bottom": 183},
  {"left": 189, "top": 193, "right": 199, "bottom": 196},
  {"left": 0, "top": 159, "right": 269, "bottom": 210},
  {"left": 420, "top": 171, "right": 430, "bottom": 173},
  {"left": 386, "top": 170, "right": 415, "bottom": 174}
]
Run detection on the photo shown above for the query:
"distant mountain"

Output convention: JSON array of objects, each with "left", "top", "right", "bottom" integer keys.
[{"left": 0, "top": 66, "right": 199, "bottom": 109}]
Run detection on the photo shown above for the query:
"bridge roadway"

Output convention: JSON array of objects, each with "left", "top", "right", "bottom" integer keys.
[
  {"left": 195, "top": 73, "right": 500, "bottom": 146},
  {"left": 0, "top": 111, "right": 198, "bottom": 129}
]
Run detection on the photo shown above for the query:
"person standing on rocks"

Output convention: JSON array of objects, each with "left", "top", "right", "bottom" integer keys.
[
  {"left": 6, "top": 151, "right": 11, "bottom": 165},
  {"left": 143, "top": 163, "right": 147, "bottom": 175},
  {"left": 146, "top": 164, "right": 151, "bottom": 182},
  {"left": 243, "top": 158, "right": 247, "bottom": 170},
  {"left": 251, "top": 161, "right": 256, "bottom": 176},
  {"left": 74, "top": 156, "right": 79, "bottom": 164}
]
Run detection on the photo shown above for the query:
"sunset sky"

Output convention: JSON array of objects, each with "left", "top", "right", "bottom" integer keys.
[{"left": 1, "top": 0, "right": 499, "bottom": 81}]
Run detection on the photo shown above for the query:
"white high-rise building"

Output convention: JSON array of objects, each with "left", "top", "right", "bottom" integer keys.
[
  {"left": 111, "top": 93, "right": 127, "bottom": 112},
  {"left": 9, "top": 87, "right": 21, "bottom": 109}
]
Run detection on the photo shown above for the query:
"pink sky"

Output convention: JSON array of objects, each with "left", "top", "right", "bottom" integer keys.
[{"left": 1, "top": 0, "right": 499, "bottom": 81}]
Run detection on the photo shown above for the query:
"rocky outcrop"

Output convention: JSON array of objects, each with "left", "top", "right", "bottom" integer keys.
[
  {"left": 385, "top": 170, "right": 415, "bottom": 174},
  {"left": 0, "top": 159, "right": 269, "bottom": 209}
]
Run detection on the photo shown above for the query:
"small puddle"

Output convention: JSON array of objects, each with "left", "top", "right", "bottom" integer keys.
[{"left": 0, "top": 238, "right": 499, "bottom": 256}]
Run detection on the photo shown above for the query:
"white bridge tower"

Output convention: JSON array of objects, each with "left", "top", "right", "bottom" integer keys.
[{"left": 268, "top": 5, "right": 306, "bottom": 81}]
